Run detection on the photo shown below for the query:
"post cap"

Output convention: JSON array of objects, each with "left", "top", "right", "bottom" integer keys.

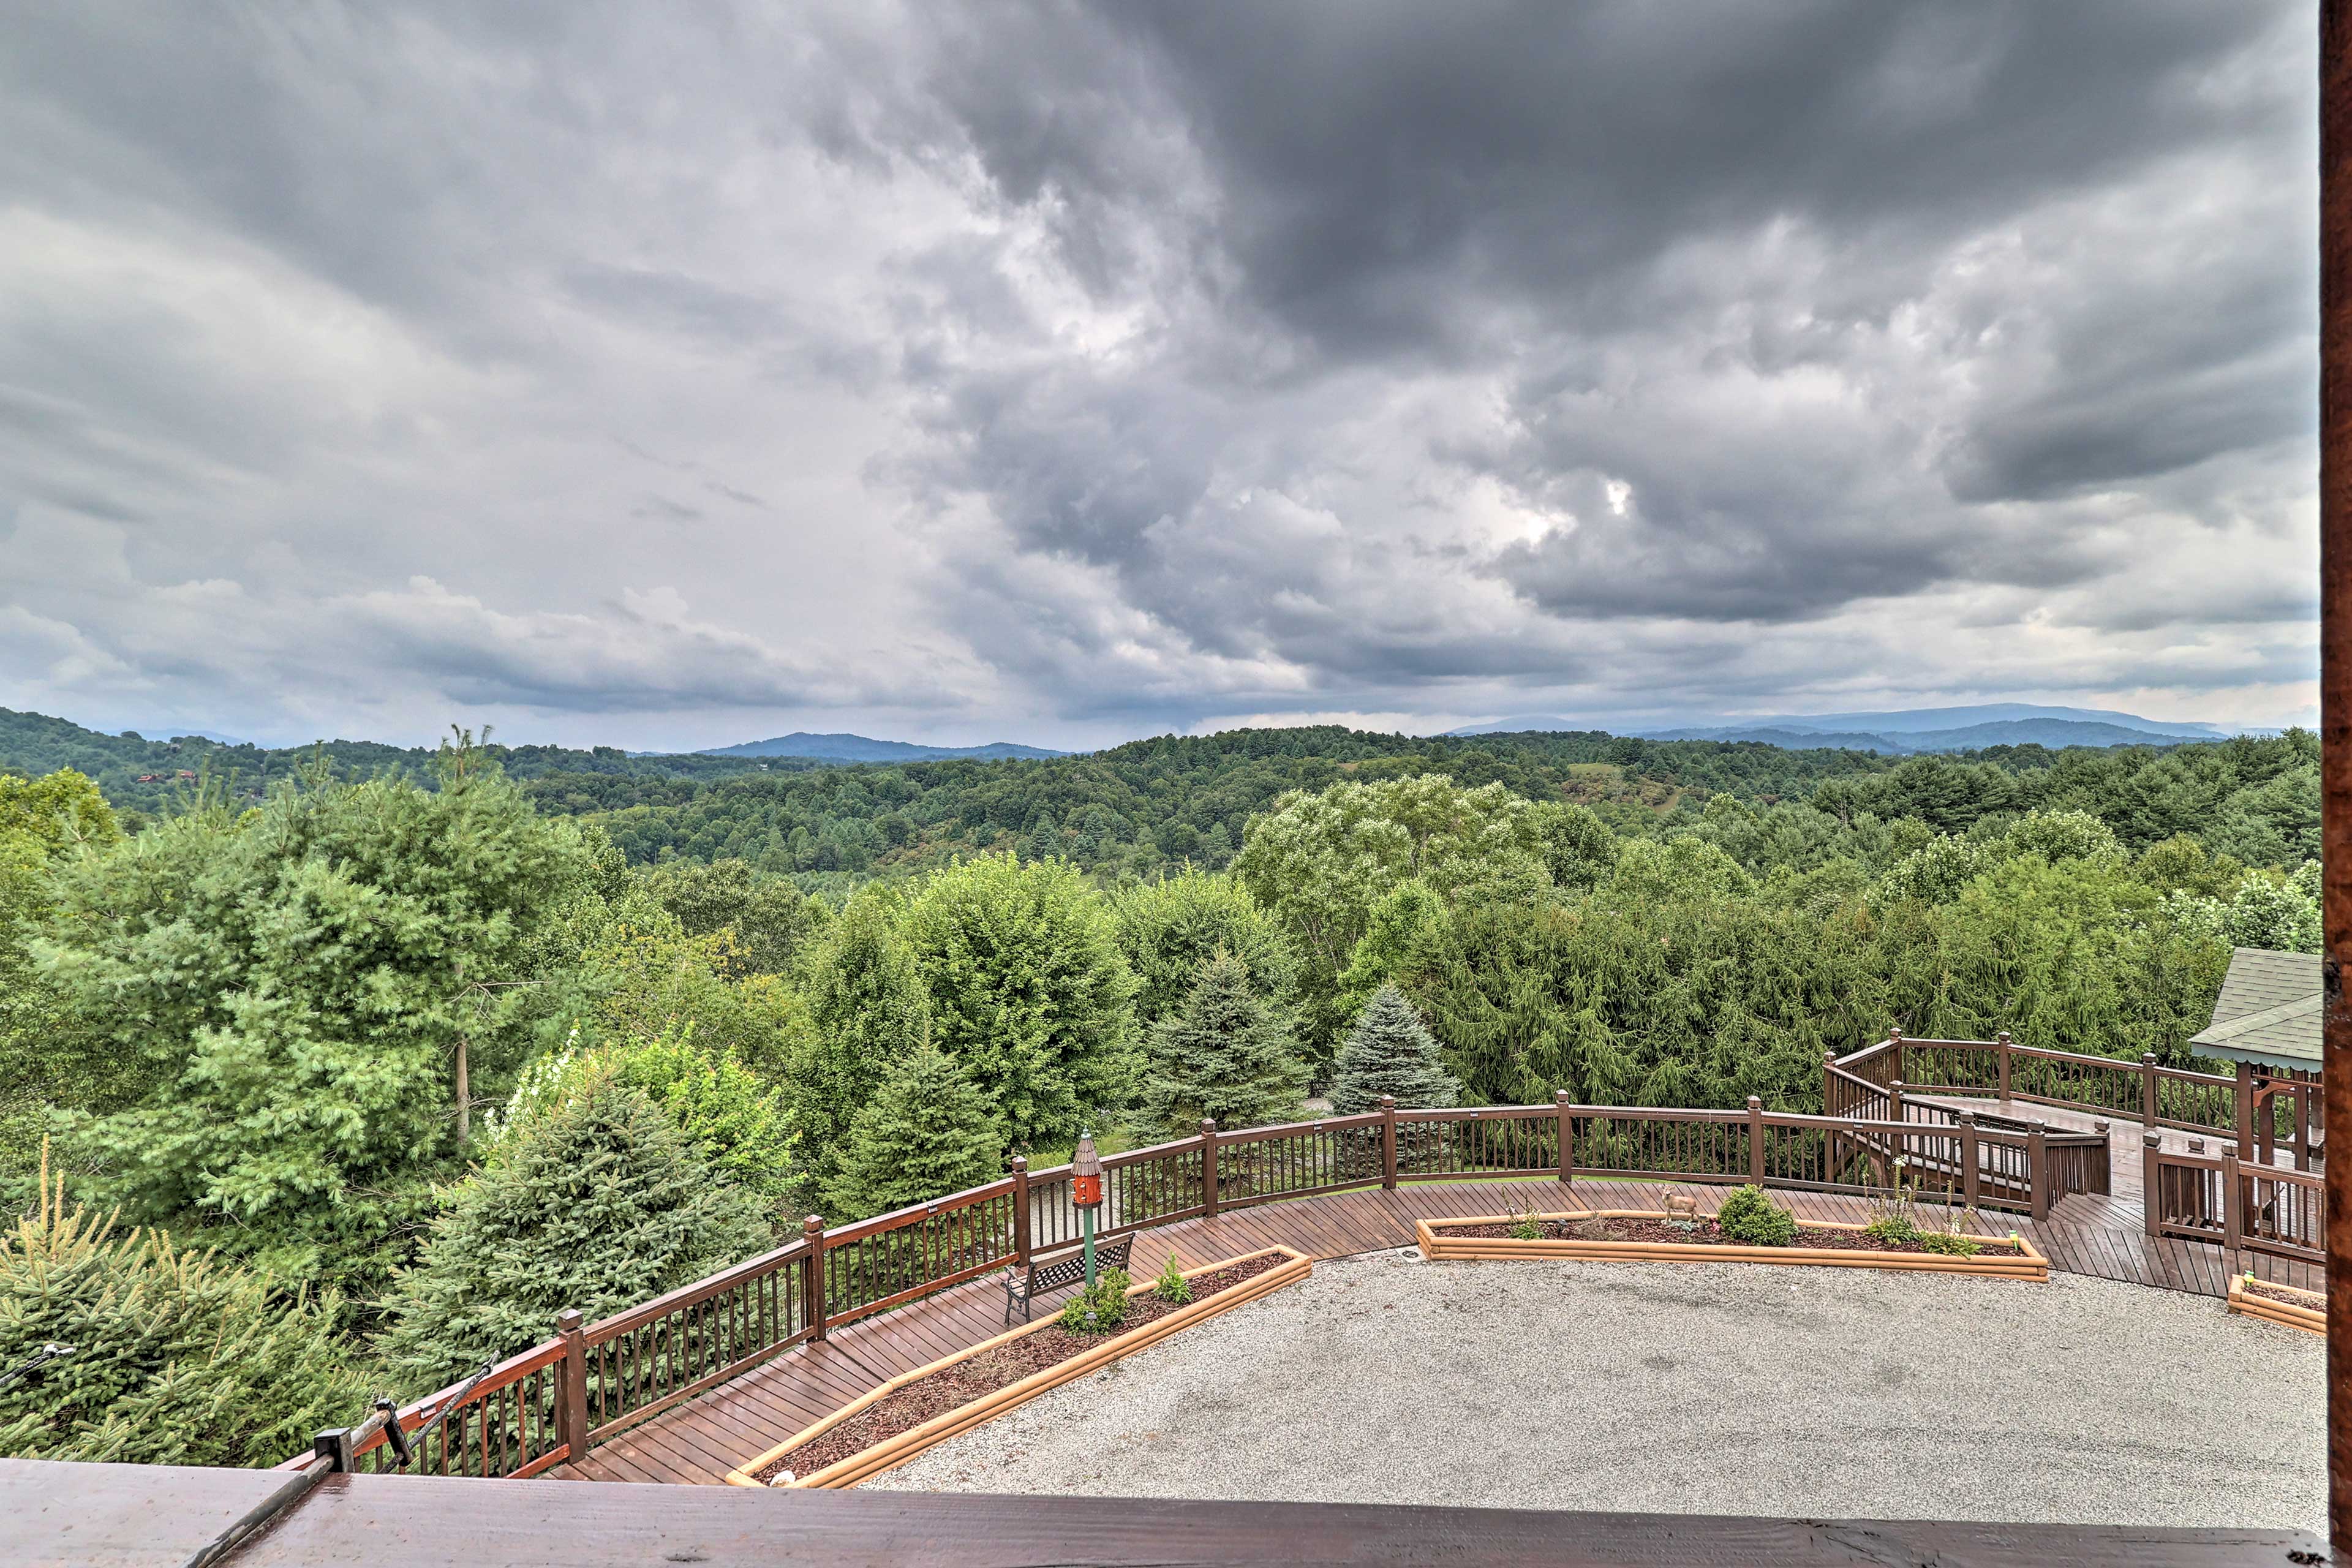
[
  {"left": 1199, "top": 1117, "right": 1216, "bottom": 1136},
  {"left": 1009, "top": 1153, "right": 1028, "bottom": 1172},
  {"left": 2144, "top": 1131, "right": 2163, "bottom": 1147},
  {"left": 1746, "top": 1095, "right": 1762, "bottom": 1110},
  {"left": 556, "top": 1308, "right": 582, "bottom": 1332},
  {"left": 802, "top": 1214, "right": 824, "bottom": 1234},
  {"left": 1381, "top": 1095, "right": 1398, "bottom": 1110},
  {"left": 1997, "top": 1030, "right": 2011, "bottom": 1044},
  {"left": 2142, "top": 1052, "right": 2158, "bottom": 1065}
]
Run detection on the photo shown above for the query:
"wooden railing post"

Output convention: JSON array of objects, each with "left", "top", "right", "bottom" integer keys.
[
  {"left": 1746, "top": 1096, "right": 1765, "bottom": 1185},
  {"left": 2141, "top": 1052, "right": 2159, "bottom": 1129},
  {"left": 1959, "top": 1112, "right": 1981, "bottom": 1212},
  {"left": 1996, "top": 1030, "right": 2013, "bottom": 1103},
  {"left": 1820, "top": 1049, "right": 1836, "bottom": 1116},
  {"left": 801, "top": 1216, "right": 826, "bottom": 1344},
  {"left": 2142, "top": 1132, "right": 2163, "bottom": 1235},
  {"left": 1888, "top": 1078, "right": 1905, "bottom": 1124},
  {"left": 1886, "top": 1025, "right": 1903, "bottom": 1084},
  {"left": 1381, "top": 1096, "right": 1399, "bottom": 1190},
  {"left": 2027, "top": 1120, "right": 2051, "bottom": 1223},
  {"left": 1199, "top": 1119, "right": 1219, "bottom": 1217},
  {"left": 2223, "top": 1148, "right": 2244, "bottom": 1253},
  {"left": 556, "top": 1308, "right": 588, "bottom": 1459},
  {"left": 1009, "top": 1156, "right": 1032, "bottom": 1264},
  {"left": 2235, "top": 1061, "right": 2255, "bottom": 1163},
  {"left": 1555, "top": 1091, "right": 1573, "bottom": 1190}
]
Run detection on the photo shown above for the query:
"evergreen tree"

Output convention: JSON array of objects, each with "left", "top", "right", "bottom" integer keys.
[
  {"left": 904, "top": 854, "right": 1137, "bottom": 1148},
  {"left": 1132, "top": 951, "right": 1308, "bottom": 1136},
  {"left": 376, "top": 1067, "right": 771, "bottom": 1393},
  {"left": 0, "top": 1160, "right": 371, "bottom": 1468},
  {"left": 1110, "top": 868, "right": 1299, "bottom": 1033},
  {"left": 1330, "top": 985, "right": 1461, "bottom": 1114},
  {"left": 823, "top": 1047, "right": 1005, "bottom": 1220},
  {"left": 788, "top": 885, "right": 932, "bottom": 1193}
]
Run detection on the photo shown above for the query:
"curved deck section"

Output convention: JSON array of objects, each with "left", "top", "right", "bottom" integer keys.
[{"left": 564, "top": 1169, "right": 2324, "bottom": 1487}]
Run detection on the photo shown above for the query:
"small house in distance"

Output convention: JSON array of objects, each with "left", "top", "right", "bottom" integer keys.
[{"left": 2189, "top": 946, "right": 2322, "bottom": 1170}]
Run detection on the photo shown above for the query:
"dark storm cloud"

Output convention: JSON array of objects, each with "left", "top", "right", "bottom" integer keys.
[{"left": 0, "top": 0, "right": 2320, "bottom": 745}]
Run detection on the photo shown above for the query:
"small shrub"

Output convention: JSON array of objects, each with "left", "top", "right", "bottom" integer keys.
[
  {"left": 1152, "top": 1255, "right": 1191, "bottom": 1305},
  {"left": 1714, "top": 1185, "right": 1796, "bottom": 1247},
  {"left": 1920, "top": 1231, "right": 1982, "bottom": 1257},
  {"left": 1504, "top": 1201, "right": 1544, "bottom": 1242},
  {"left": 1057, "top": 1268, "right": 1131, "bottom": 1334},
  {"left": 1862, "top": 1183, "right": 1920, "bottom": 1244}
]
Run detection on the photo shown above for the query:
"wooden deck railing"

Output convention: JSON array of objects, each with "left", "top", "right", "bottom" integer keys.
[
  {"left": 2143, "top": 1135, "right": 2329, "bottom": 1265},
  {"left": 292, "top": 1080, "right": 2117, "bottom": 1481}
]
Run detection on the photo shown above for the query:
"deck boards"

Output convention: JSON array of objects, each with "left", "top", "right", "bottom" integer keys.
[{"left": 557, "top": 1149, "right": 2321, "bottom": 1488}]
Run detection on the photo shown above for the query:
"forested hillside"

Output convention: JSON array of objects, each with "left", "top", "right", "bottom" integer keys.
[
  {"left": 0, "top": 707, "right": 800, "bottom": 821},
  {"left": 549, "top": 725, "right": 2320, "bottom": 885},
  {"left": 0, "top": 717, "right": 2319, "bottom": 1468}
]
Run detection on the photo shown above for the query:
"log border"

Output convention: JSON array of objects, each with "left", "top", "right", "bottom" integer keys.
[
  {"left": 2225, "top": 1273, "right": 2326, "bottom": 1335},
  {"left": 1414, "top": 1208, "right": 2049, "bottom": 1280},
  {"left": 722, "top": 1245, "right": 1313, "bottom": 1488}
]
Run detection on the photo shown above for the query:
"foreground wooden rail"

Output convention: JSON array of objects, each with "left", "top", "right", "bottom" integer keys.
[{"left": 309, "top": 1030, "right": 2333, "bottom": 1483}]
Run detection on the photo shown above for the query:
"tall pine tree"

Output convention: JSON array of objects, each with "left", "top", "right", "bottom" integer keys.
[
  {"left": 823, "top": 1047, "right": 1005, "bottom": 1221},
  {"left": 1330, "top": 985, "right": 1461, "bottom": 1114},
  {"left": 377, "top": 1067, "right": 771, "bottom": 1393},
  {"left": 1132, "top": 951, "right": 1308, "bottom": 1135}
]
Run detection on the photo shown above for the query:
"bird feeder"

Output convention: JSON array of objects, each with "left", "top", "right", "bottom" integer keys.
[{"left": 1072, "top": 1130, "right": 1104, "bottom": 1287}]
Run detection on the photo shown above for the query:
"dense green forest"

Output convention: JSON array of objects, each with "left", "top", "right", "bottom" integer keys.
[{"left": 0, "top": 713, "right": 2321, "bottom": 1466}]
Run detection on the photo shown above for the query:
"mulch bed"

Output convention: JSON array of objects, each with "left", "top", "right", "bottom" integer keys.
[
  {"left": 2240, "top": 1277, "right": 2325, "bottom": 1308},
  {"left": 753, "top": 1253, "right": 1284, "bottom": 1483},
  {"left": 1446, "top": 1215, "right": 2027, "bottom": 1257}
]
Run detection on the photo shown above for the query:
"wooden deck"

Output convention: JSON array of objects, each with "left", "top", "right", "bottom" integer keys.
[{"left": 562, "top": 1159, "right": 2326, "bottom": 1488}]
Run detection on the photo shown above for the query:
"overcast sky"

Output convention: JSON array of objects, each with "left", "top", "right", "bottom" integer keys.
[{"left": 0, "top": 2, "right": 2320, "bottom": 750}]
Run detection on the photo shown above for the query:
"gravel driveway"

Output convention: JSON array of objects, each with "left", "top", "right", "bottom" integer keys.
[{"left": 872, "top": 1249, "right": 2325, "bottom": 1530}]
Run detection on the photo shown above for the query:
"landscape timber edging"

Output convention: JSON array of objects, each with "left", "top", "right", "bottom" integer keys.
[
  {"left": 722, "top": 1245, "right": 1313, "bottom": 1489},
  {"left": 2225, "top": 1274, "right": 2325, "bottom": 1335},
  {"left": 1414, "top": 1208, "right": 2048, "bottom": 1280}
]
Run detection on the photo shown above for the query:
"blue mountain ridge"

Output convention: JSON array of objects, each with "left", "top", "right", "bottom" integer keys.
[
  {"left": 696, "top": 731, "right": 1066, "bottom": 763},
  {"left": 1446, "top": 705, "right": 2248, "bottom": 755}
]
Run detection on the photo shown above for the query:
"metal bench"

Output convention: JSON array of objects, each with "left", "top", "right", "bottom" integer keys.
[{"left": 1002, "top": 1234, "right": 1134, "bottom": 1324}]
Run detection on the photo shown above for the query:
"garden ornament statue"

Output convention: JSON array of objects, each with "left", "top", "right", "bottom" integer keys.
[{"left": 1072, "top": 1130, "right": 1104, "bottom": 1289}]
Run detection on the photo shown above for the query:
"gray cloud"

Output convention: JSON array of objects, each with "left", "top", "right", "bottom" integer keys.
[{"left": 0, "top": 0, "right": 2320, "bottom": 747}]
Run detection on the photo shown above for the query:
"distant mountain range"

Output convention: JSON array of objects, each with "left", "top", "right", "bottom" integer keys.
[
  {"left": 695, "top": 732, "right": 1066, "bottom": 763},
  {"left": 1448, "top": 704, "right": 2258, "bottom": 756}
]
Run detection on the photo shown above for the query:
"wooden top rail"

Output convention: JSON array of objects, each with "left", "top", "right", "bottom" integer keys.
[
  {"left": 1219, "top": 1111, "right": 1385, "bottom": 1142},
  {"left": 584, "top": 1236, "right": 812, "bottom": 1341},
  {"left": 821, "top": 1176, "right": 1017, "bottom": 1247}
]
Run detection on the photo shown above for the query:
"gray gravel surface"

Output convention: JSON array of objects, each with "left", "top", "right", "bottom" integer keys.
[{"left": 873, "top": 1249, "right": 2324, "bottom": 1529}]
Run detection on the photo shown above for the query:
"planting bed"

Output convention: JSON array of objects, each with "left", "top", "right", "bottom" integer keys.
[
  {"left": 728, "top": 1246, "right": 1308, "bottom": 1488},
  {"left": 2228, "top": 1274, "right": 2326, "bottom": 1335},
  {"left": 1418, "top": 1208, "right": 2046, "bottom": 1279}
]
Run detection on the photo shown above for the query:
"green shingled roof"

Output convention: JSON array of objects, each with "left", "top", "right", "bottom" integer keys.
[{"left": 2188, "top": 947, "right": 2320, "bottom": 1069}]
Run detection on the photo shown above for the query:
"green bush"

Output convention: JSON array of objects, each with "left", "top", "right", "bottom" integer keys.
[
  {"left": 1056, "top": 1267, "right": 1131, "bottom": 1334},
  {"left": 377, "top": 1066, "right": 772, "bottom": 1393},
  {"left": 1919, "top": 1231, "right": 1983, "bottom": 1257},
  {"left": 0, "top": 1162, "right": 371, "bottom": 1467},
  {"left": 1713, "top": 1185, "right": 1796, "bottom": 1246},
  {"left": 1152, "top": 1254, "right": 1191, "bottom": 1305}
]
